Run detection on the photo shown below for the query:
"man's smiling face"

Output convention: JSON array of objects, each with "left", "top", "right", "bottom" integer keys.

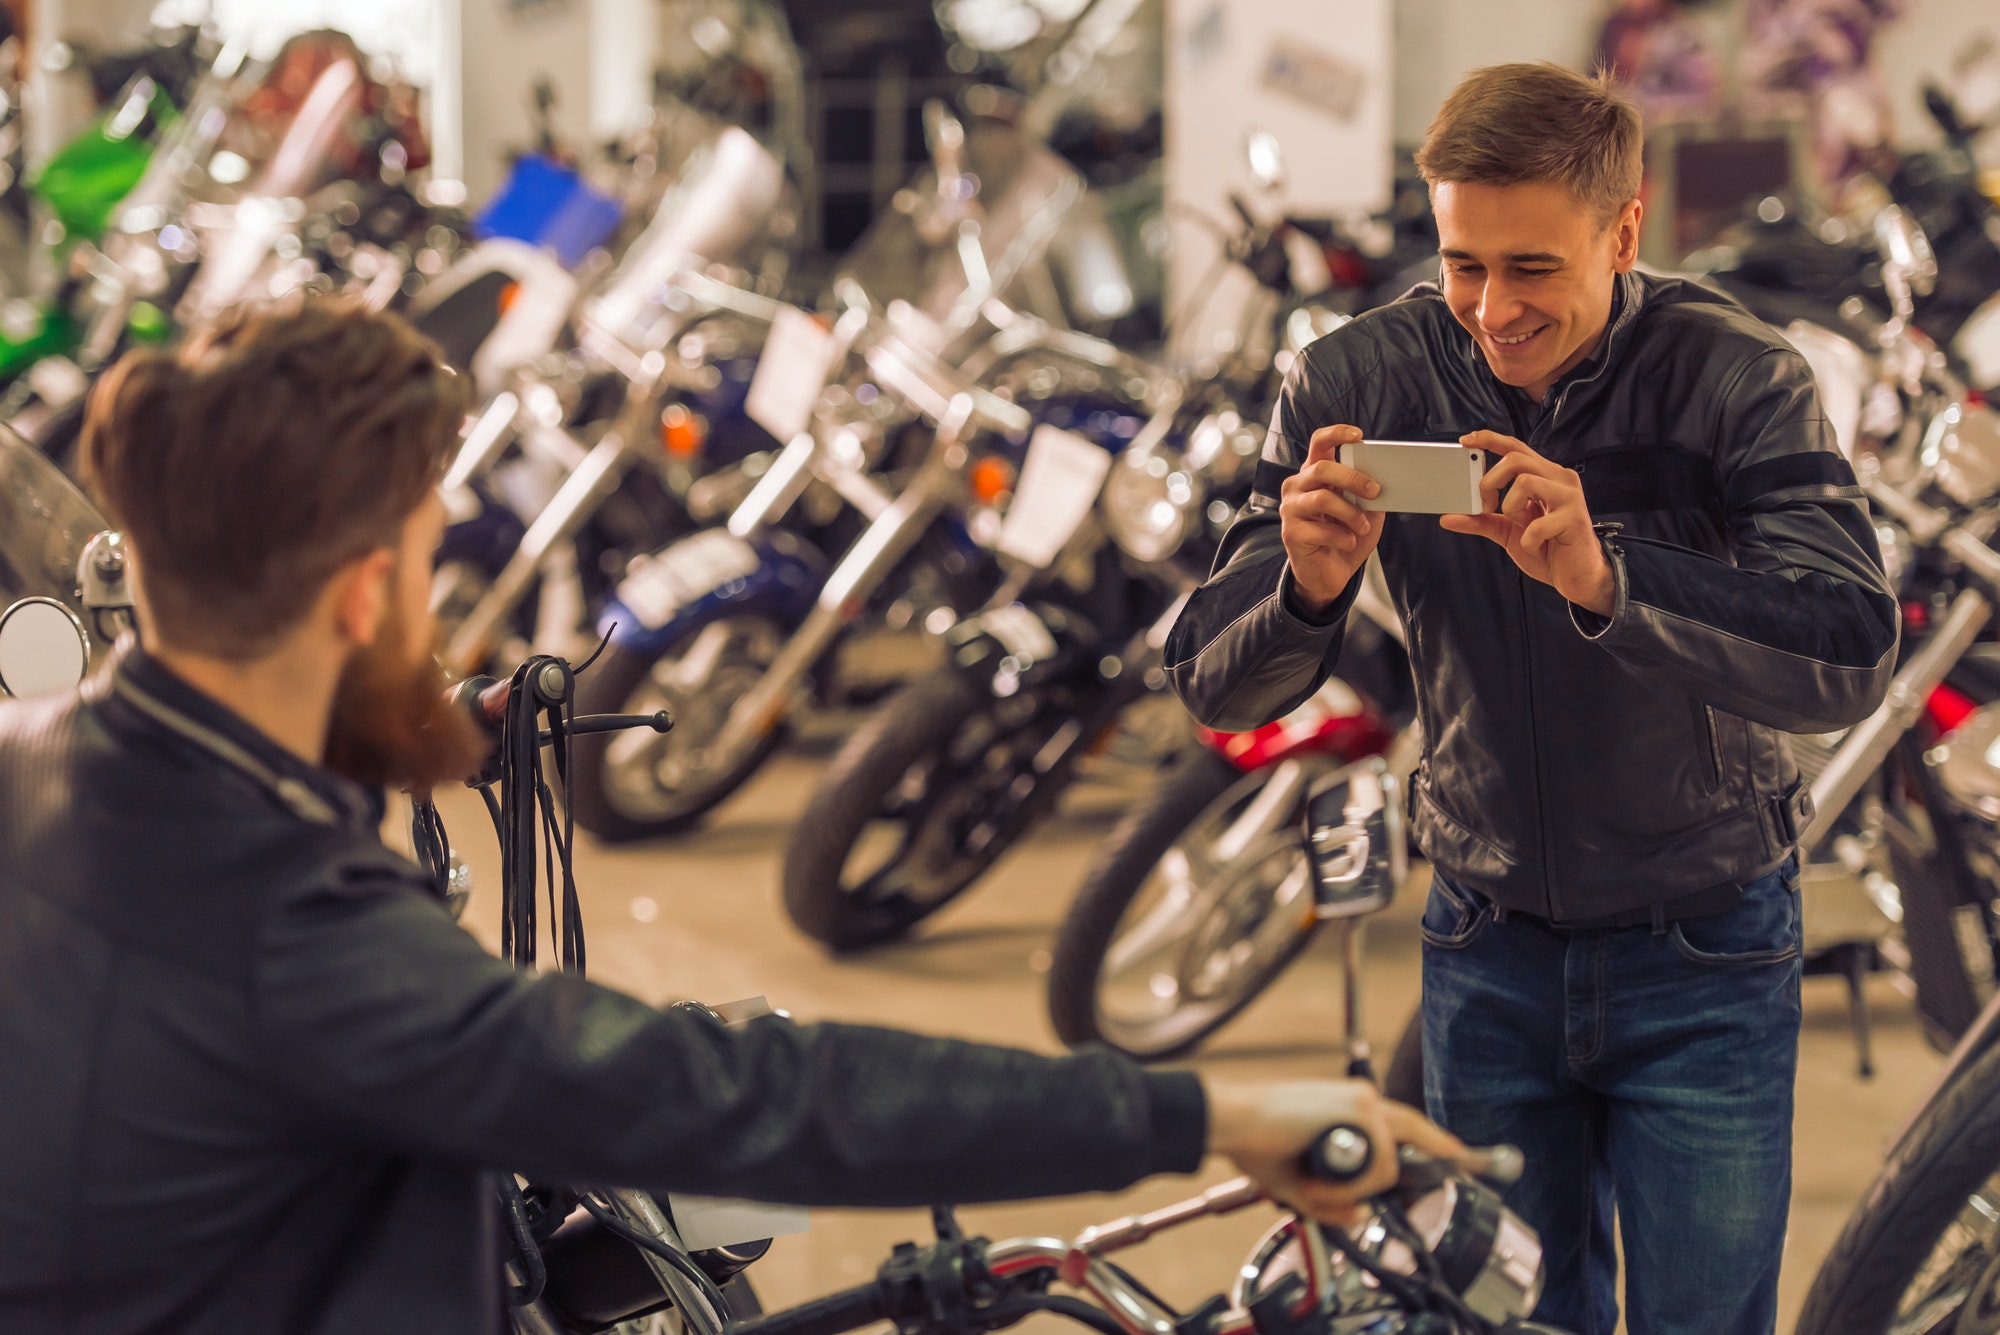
[{"left": 1433, "top": 179, "right": 1642, "bottom": 402}]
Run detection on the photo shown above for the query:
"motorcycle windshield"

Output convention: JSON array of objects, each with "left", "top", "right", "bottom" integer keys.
[
  {"left": 0, "top": 431, "right": 109, "bottom": 614},
  {"left": 837, "top": 120, "right": 1082, "bottom": 349}
]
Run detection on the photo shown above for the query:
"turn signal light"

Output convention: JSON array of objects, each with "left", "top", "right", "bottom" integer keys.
[
  {"left": 662, "top": 403, "right": 705, "bottom": 458},
  {"left": 971, "top": 455, "right": 1015, "bottom": 503}
]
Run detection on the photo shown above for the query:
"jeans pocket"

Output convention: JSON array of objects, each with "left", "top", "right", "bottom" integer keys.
[
  {"left": 1420, "top": 877, "right": 1492, "bottom": 951},
  {"left": 1668, "top": 859, "right": 1802, "bottom": 967}
]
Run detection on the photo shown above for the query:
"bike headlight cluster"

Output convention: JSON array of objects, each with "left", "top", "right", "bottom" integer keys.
[{"left": 1101, "top": 447, "right": 1201, "bottom": 563}]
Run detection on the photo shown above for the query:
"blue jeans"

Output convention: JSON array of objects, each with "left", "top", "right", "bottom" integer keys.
[{"left": 1420, "top": 859, "right": 1802, "bottom": 1335}]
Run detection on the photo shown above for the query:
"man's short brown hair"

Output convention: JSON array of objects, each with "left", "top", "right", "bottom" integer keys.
[
  {"left": 1414, "top": 63, "right": 1642, "bottom": 224},
  {"left": 81, "top": 296, "right": 466, "bottom": 657}
]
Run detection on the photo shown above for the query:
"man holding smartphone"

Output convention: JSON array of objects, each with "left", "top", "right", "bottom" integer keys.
[{"left": 1167, "top": 63, "right": 1896, "bottom": 1335}]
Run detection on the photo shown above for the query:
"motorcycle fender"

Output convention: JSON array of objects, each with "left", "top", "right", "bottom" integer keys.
[
  {"left": 599, "top": 529, "right": 822, "bottom": 656},
  {"left": 944, "top": 602, "right": 1081, "bottom": 693}
]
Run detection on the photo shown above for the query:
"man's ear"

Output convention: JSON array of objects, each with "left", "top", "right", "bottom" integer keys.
[
  {"left": 329, "top": 548, "right": 397, "bottom": 649},
  {"left": 1612, "top": 197, "right": 1643, "bottom": 273}
]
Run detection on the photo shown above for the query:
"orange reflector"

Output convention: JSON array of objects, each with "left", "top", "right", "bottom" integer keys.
[
  {"left": 661, "top": 404, "right": 705, "bottom": 458},
  {"left": 497, "top": 281, "right": 521, "bottom": 316},
  {"left": 970, "top": 456, "right": 1015, "bottom": 504}
]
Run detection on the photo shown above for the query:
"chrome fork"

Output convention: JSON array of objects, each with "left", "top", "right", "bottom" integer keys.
[{"left": 702, "top": 397, "right": 978, "bottom": 767}]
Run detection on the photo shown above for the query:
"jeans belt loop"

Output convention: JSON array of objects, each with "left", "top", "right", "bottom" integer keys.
[{"left": 1650, "top": 901, "right": 1667, "bottom": 936}]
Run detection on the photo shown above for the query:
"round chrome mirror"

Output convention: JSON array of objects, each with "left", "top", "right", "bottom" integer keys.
[
  {"left": 1245, "top": 129, "right": 1285, "bottom": 193},
  {"left": 0, "top": 597, "right": 90, "bottom": 699}
]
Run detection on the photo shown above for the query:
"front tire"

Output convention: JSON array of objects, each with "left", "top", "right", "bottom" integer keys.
[
  {"left": 782, "top": 673, "right": 1075, "bottom": 951},
  {"left": 1795, "top": 1038, "right": 2000, "bottom": 1334},
  {"left": 1046, "top": 748, "right": 1319, "bottom": 1061},
  {"left": 568, "top": 616, "right": 788, "bottom": 840}
]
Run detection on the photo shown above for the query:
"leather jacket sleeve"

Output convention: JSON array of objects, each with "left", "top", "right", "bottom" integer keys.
[
  {"left": 250, "top": 865, "right": 1207, "bottom": 1207},
  {"left": 1571, "top": 347, "right": 1898, "bottom": 732},
  {"left": 1165, "top": 343, "right": 1368, "bottom": 731}
]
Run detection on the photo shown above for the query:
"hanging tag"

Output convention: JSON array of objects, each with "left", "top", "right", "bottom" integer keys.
[
  {"left": 997, "top": 425, "right": 1114, "bottom": 567},
  {"left": 745, "top": 306, "right": 840, "bottom": 443}
]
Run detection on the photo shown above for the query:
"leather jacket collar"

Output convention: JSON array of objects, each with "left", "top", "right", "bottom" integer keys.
[{"left": 92, "top": 641, "right": 378, "bottom": 830}]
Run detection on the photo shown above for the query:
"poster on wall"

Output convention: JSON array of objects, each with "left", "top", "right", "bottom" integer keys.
[{"left": 1163, "top": 0, "right": 1391, "bottom": 366}]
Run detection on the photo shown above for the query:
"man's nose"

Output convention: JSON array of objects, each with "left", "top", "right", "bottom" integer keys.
[{"left": 1476, "top": 277, "right": 1527, "bottom": 332}]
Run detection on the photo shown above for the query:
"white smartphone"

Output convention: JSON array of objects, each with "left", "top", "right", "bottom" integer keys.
[{"left": 1334, "top": 440, "right": 1489, "bottom": 515}]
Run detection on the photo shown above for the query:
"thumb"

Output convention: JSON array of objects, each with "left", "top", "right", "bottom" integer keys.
[
  {"left": 1305, "top": 424, "right": 1364, "bottom": 465},
  {"left": 1381, "top": 1102, "right": 1466, "bottom": 1161},
  {"left": 1440, "top": 513, "right": 1512, "bottom": 544}
]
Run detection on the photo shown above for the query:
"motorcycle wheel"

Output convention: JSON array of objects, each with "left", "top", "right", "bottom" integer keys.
[
  {"left": 1046, "top": 748, "right": 1320, "bottom": 1061},
  {"left": 1795, "top": 1038, "right": 2000, "bottom": 1334},
  {"left": 781, "top": 672, "right": 1076, "bottom": 951},
  {"left": 568, "top": 614, "right": 789, "bottom": 840}
]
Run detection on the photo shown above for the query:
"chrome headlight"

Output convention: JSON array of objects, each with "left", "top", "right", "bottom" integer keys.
[{"left": 1101, "top": 447, "right": 1201, "bottom": 563}]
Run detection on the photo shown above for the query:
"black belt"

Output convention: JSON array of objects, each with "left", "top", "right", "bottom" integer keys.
[{"left": 1550, "top": 881, "right": 1745, "bottom": 931}]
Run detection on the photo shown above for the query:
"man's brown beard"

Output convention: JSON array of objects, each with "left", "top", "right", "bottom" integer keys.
[{"left": 323, "top": 599, "right": 489, "bottom": 794}]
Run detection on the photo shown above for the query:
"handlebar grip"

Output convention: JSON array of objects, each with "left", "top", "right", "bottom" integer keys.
[
  {"left": 1301, "top": 1124, "right": 1375, "bottom": 1183},
  {"left": 729, "top": 1282, "right": 891, "bottom": 1335}
]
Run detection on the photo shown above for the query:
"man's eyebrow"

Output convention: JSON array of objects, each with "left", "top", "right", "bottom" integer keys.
[{"left": 1438, "top": 249, "right": 1568, "bottom": 264}]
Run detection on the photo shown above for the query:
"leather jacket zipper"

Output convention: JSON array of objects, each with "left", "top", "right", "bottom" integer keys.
[{"left": 1694, "top": 700, "right": 1723, "bottom": 793}]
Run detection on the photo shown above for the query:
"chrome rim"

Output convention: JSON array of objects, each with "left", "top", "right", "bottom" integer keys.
[
  {"left": 1886, "top": 1183, "right": 2000, "bottom": 1335},
  {"left": 1094, "top": 761, "right": 1318, "bottom": 1053}
]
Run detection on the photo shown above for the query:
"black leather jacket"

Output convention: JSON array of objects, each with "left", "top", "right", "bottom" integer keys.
[
  {"left": 1166, "top": 271, "right": 1898, "bottom": 923},
  {"left": 0, "top": 648, "right": 1205, "bottom": 1335}
]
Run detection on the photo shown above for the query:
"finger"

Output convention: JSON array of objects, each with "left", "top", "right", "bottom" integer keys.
[
  {"left": 1520, "top": 511, "right": 1586, "bottom": 552},
  {"left": 1504, "top": 473, "right": 1576, "bottom": 519},
  {"left": 1478, "top": 451, "right": 1563, "bottom": 500},
  {"left": 1304, "top": 424, "right": 1365, "bottom": 466},
  {"left": 1459, "top": 429, "right": 1533, "bottom": 459},
  {"left": 1381, "top": 1102, "right": 1467, "bottom": 1160},
  {"left": 1283, "top": 487, "right": 1374, "bottom": 536},
  {"left": 1439, "top": 513, "right": 1515, "bottom": 545},
  {"left": 1290, "top": 458, "right": 1381, "bottom": 500}
]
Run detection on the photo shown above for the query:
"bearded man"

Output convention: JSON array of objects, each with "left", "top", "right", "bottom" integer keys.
[{"left": 0, "top": 298, "right": 1453, "bottom": 1334}]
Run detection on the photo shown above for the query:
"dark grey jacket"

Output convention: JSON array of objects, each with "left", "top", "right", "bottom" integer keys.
[
  {"left": 1166, "top": 270, "right": 1897, "bottom": 923},
  {"left": 0, "top": 647, "right": 1204, "bottom": 1335}
]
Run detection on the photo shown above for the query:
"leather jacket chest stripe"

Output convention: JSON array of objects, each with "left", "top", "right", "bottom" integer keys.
[
  {"left": 1573, "top": 447, "right": 1722, "bottom": 520},
  {"left": 1724, "top": 450, "right": 1860, "bottom": 509}
]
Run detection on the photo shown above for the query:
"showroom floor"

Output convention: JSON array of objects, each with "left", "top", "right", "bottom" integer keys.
[{"left": 435, "top": 711, "right": 1942, "bottom": 1334}]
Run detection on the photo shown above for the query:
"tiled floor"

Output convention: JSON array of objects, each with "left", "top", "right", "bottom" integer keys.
[{"left": 435, "top": 716, "right": 1943, "bottom": 1334}]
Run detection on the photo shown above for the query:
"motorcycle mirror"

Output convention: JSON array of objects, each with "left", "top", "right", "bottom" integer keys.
[
  {"left": 1923, "top": 81, "right": 1971, "bottom": 144},
  {"left": 0, "top": 597, "right": 91, "bottom": 700},
  {"left": 1245, "top": 129, "right": 1285, "bottom": 193},
  {"left": 1874, "top": 205, "right": 1938, "bottom": 299},
  {"left": 1303, "top": 756, "right": 1406, "bottom": 920}
]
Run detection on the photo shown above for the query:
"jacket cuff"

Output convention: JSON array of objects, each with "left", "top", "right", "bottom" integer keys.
[
  {"left": 1143, "top": 1071, "right": 1208, "bottom": 1174},
  {"left": 1569, "top": 536, "right": 1631, "bottom": 642},
  {"left": 1279, "top": 564, "right": 1357, "bottom": 630}
]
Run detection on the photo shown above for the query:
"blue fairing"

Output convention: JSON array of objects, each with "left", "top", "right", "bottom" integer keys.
[{"left": 599, "top": 531, "right": 824, "bottom": 658}]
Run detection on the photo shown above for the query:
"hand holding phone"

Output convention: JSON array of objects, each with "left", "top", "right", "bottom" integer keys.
[
  {"left": 1279, "top": 425, "right": 1385, "bottom": 613},
  {"left": 1438, "top": 429, "right": 1615, "bottom": 615}
]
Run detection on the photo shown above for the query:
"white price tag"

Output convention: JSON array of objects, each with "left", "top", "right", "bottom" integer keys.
[
  {"left": 1955, "top": 295, "right": 2000, "bottom": 393},
  {"left": 996, "top": 425, "right": 1115, "bottom": 568},
  {"left": 615, "top": 531, "right": 762, "bottom": 628},
  {"left": 745, "top": 305, "right": 840, "bottom": 443}
]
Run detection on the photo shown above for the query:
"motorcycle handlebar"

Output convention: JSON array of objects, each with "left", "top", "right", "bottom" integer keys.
[
  {"left": 1302, "top": 1126, "right": 1525, "bottom": 1193},
  {"left": 726, "top": 1279, "right": 891, "bottom": 1335}
]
